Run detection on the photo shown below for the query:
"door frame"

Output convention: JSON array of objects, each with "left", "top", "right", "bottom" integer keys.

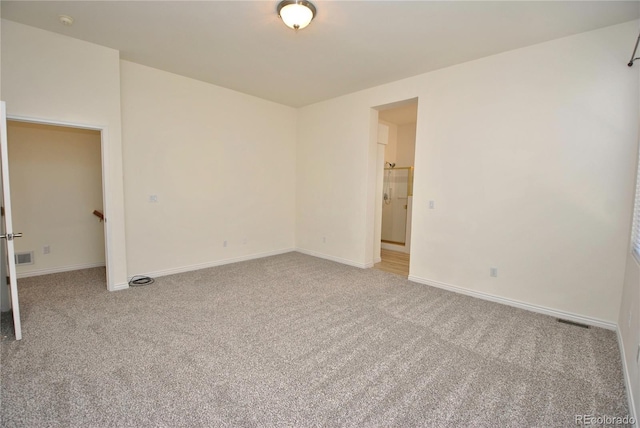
[
  {"left": 369, "top": 97, "right": 420, "bottom": 269},
  {"left": 7, "top": 114, "right": 113, "bottom": 290}
]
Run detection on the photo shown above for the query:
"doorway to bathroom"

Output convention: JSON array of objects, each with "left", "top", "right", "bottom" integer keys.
[{"left": 374, "top": 100, "right": 417, "bottom": 276}]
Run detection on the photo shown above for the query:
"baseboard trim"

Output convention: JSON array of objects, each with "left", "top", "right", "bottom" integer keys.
[
  {"left": 374, "top": 257, "right": 382, "bottom": 264},
  {"left": 17, "top": 262, "right": 106, "bottom": 279},
  {"left": 110, "top": 282, "right": 129, "bottom": 292},
  {"left": 381, "top": 242, "right": 409, "bottom": 253},
  {"left": 137, "top": 248, "right": 296, "bottom": 279},
  {"left": 295, "top": 248, "right": 372, "bottom": 269},
  {"left": 408, "top": 275, "right": 616, "bottom": 331},
  {"left": 616, "top": 327, "right": 638, "bottom": 425}
]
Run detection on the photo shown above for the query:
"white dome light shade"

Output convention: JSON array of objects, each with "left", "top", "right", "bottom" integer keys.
[{"left": 277, "top": 1, "right": 316, "bottom": 30}]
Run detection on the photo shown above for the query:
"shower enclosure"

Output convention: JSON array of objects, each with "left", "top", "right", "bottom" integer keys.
[{"left": 381, "top": 166, "right": 414, "bottom": 246}]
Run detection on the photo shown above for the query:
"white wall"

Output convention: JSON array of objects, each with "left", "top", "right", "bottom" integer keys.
[
  {"left": 1, "top": 20, "right": 128, "bottom": 290},
  {"left": 381, "top": 120, "right": 398, "bottom": 164},
  {"left": 8, "top": 121, "right": 105, "bottom": 276},
  {"left": 297, "top": 98, "right": 375, "bottom": 267},
  {"left": 120, "top": 61, "right": 296, "bottom": 276},
  {"left": 297, "top": 20, "right": 639, "bottom": 324},
  {"left": 396, "top": 123, "right": 416, "bottom": 168}
]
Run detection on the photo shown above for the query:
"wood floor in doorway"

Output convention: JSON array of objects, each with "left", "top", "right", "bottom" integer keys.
[{"left": 374, "top": 249, "right": 409, "bottom": 276}]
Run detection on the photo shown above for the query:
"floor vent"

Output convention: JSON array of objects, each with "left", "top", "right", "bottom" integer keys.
[
  {"left": 557, "top": 318, "right": 590, "bottom": 329},
  {"left": 14, "top": 251, "right": 34, "bottom": 265}
]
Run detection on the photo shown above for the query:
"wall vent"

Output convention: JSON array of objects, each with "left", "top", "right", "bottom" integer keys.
[{"left": 15, "top": 251, "right": 34, "bottom": 265}]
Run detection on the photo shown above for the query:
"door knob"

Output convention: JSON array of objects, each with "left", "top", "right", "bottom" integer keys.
[{"left": 0, "top": 233, "right": 23, "bottom": 240}]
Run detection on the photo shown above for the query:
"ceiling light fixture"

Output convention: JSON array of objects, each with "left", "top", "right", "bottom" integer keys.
[
  {"left": 58, "top": 15, "right": 74, "bottom": 26},
  {"left": 277, "top": 0, "right": 316, "bottom": 31}
]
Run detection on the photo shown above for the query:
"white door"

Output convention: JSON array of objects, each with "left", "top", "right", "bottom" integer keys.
[{"left": 0, "top": 102, "right": 22, "bottom": 340}]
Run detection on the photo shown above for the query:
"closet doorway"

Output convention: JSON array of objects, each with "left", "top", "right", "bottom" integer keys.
[{"left": 6, "top": 120, "right": 106, "bottom": 282}]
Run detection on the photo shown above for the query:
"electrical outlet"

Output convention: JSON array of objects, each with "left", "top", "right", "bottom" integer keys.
[
  {"left": 323, "top": 237, "right": 326, "bottom": 243},
  {"left": 223, "top": 240, "right": 228, "bottom": 247},
  {"left": 149, "top": 195, "right": 158, "bottom": 203},
  {"left": 429, "top": 200, "right": 435, "bottom": 209},
  {"left": 490, "top": 267, "right": 498, "bottom": 277},
  {"left": 43, "top": 245, "right": 50, "bottom": 255}
]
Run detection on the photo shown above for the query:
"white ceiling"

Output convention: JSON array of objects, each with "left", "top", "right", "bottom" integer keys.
[{"left": 2, "top": 1, "right": 638, "bottom": 107}]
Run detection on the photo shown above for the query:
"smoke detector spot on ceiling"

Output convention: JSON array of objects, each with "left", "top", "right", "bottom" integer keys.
[{"left": 59, "top": 15, "right": 74, "bottom": 26}]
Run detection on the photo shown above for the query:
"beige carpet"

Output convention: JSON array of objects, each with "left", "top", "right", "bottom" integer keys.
[{"left": 0, "top": 252, "right": 630, "bottom": 427}]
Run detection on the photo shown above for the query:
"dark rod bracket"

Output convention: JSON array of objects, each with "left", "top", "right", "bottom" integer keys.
[
  {"left": 92, "top": 210, "right": 105, "bottom": 222},
  {"left": 628, "top": 32, "right": 640, "bottom": 67}
]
